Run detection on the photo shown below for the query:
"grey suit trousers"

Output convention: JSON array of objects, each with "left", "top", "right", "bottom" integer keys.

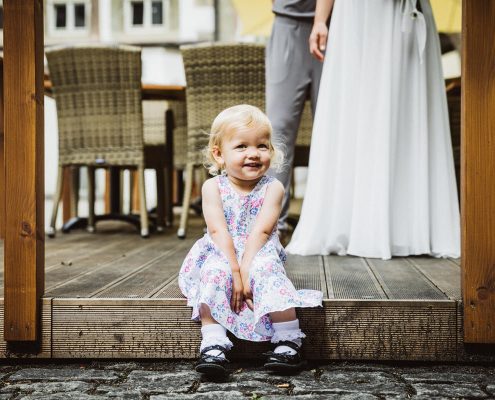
[{"left": 266, "top": 15, "right": 323, "bottom": 231}]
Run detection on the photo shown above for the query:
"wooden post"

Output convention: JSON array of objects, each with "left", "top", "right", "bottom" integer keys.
[
  {"left": 462, "top": 0, "right": 495, "bottom": 343},
  {"left": 3, "top": 0, "right": 45, "bottom": 341},
  {"left": 0, "top": 59, "right": 4, "bottom": 240}
]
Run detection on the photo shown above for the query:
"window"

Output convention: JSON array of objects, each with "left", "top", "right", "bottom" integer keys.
[
  {"left": 151, "top": 1, "right": 163, "bottom": 25},
  {"left": 74, "top": 3, "right": 85, "bottom": 27},
  {"left": 55, "top": 4, "right": 67, "bottom": 28},
  {"left": 125, "top": 0, "right": 168, "bottom": 33},
  {"left": 47, "top": 0, "right": 90, "bottom": 37},
  {"left": 132, "top": 2, "right": 144, "bottom": 25}
]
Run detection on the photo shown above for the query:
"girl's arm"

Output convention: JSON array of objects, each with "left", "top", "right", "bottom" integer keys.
[
  {"left": 309, "top": 0, "right": 335, "bottom": 61},
  {"left": 202, "top": 178, "right": 244, "bottom": 313},
  {"left": 239, "top": 180, "right": 284, "bottom": 306}
]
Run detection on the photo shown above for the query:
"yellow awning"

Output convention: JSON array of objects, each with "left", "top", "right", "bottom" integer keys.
[
  {"left": 431, "top": 0, "right": 462, "bottom": 33},
  {"left": 231, "top": 0, "right": 274, "bottom": 37},
  {"left": 232, "top": 0, "right": 461, "bottom": 37}
]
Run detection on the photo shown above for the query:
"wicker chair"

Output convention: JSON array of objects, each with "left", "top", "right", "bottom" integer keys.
[
  {"left": 46, "top": 45, "right": 171, "bottom": 238},
  {"left": 142, "top": 100, "right": 175, "bottom": 226},
  {"left": 178, "top": 43, "right": 266, "bottom": 238},
  {"left": 166, "top": 100, "right": 188, "bottom": 206}
]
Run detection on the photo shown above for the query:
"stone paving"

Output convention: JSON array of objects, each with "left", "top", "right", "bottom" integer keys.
[{"left": 0, "top": 360, "right": 493, "bottom": 399}]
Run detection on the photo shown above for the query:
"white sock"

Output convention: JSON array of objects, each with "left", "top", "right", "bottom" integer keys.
[
  {"left": 272, "top": 319, "right": 304, "bottom": 355},
  {"left": 200, "top": 324, "right": 232, "bottom": 359}
]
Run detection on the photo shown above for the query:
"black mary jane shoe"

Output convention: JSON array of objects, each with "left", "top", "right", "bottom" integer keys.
[
  {"left": 195, "top": 345, "right": 230, "bottom": 377},
  {"left": 264, "top": 341, "right": 306, "bottom": 372}
]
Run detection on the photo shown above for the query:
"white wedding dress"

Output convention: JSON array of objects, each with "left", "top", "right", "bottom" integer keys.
[{"left": 286, "top": 0, "right": 460, "bottom": 260}]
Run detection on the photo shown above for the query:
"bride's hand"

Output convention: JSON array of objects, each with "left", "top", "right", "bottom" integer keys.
[{"left": 309, "top": 21, "right": 328, "bottom": 62}]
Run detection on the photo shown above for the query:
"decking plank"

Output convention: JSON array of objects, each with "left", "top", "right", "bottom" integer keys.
[
  {"left": 43, "top": 236, "right": 149, "bottom": 294},
  {"left": 366, "top": 258, "right": 448, "bottom": 300},
  {"left": 45, "top": 238, "right": 189, "bottom": 298},
  {"left": 44, "top": 232, "right": 124, "bottom": 270},
  {"left": 407, "top": 257, "right": 461, "bottom": 300},
  {"left": 94, "top": 240, "right": 193, "bottom": 298},
  {"left": 324, "top": 256, "right": 386, "bottom": 299},
  {"left": 285, "top": 255, "right": 328, "bottom": 297},
  {"left": 48, "top": 298, "right": 458, "bottom": 361}
]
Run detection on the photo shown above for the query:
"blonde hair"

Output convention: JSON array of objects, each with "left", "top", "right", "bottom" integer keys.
[{"left": 205, "top": 104, "right": 285, "bottom": 175}]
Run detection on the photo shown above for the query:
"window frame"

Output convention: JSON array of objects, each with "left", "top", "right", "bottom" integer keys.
[
  {"left": 124, "top": 0, "right": 169, "bottom": 34},
  {"left": 46, "top": 0, "right": 91, "bottom": 38}
]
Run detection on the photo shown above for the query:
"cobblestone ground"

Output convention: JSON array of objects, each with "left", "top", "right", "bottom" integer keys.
[{"left": 0, "top": 360, "right": 494, "bottom": 399}]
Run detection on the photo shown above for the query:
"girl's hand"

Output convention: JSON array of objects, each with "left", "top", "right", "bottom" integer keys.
[
  {"left": 231, "top": 271, "right": 244, "bottom": 314},
  {"left": 240, "top": 268, "right": 254, "bottom": 311},
  {"left": 309, "top": 21, "right": 328, "bottom": 61}
]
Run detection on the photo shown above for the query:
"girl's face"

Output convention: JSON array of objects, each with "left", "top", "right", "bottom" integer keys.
[{"left": 213, "top": 126, "right": 272, "bottom": 185}]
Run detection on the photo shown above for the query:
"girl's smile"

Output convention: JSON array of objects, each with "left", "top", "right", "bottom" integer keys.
[{"left": 213, "top": 127, "right": 273, "bottom": 192}]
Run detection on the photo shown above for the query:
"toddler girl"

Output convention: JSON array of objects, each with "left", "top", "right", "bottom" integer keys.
[{"left": 179, "top": 104, "right": 322, "bottom": 376}]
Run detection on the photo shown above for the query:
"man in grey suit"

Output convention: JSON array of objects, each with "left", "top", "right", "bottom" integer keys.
[{"left": 266, "top": 0, "right": 324, "bottom": 238}]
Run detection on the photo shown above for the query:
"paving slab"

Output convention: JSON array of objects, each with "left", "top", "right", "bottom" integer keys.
[
  {"left": 402, "top": 372, "right": 485, "bottom": 384},
  {"left": 411, "top": 383, "right": 488, "bottom": 398},
  {"left": 8, "top": 368, "right": 120, "bottom": 383},
  {"left": 150, "top": 392, "right": 245, "bottom": 400},
  {"left": 19, "top": 394, "right": 106, "bottom": 400},
  {"left": 265, "top": 395, "right": 378, "bottom": 400},
  {"left": 196, "top": 379, "right": 286, "bottom": 396},
  {"left": 292, "top": 370, "right": 406, "bottom": 396},
  {"left": 124, "top": 370, "right": 196, "bottom": 395},
  {"left": 93, "top": 385, "right": 142, "bottom": 399},
  {"left": 0, "top": 381, "right": 92, "bottom": 395}
]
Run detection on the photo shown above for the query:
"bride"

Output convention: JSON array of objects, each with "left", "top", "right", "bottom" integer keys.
[{"left": 286, "top": 0, "right": 460, "bottom": 260}]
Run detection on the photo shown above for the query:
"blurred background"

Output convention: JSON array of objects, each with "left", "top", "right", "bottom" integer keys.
[{"left": 0, "top": 0, "right": 462, "bottom": 227}]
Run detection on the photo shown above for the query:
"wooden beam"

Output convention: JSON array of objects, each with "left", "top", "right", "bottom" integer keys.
[
  {"left": 462, "top": 0, "right": 495, "bottom": 343},
  {"left": 0, "top": 59, "right": 4, "bottom": 240},
  {"left": 3, "top": 0, "right": 45, "bottom": 341}
]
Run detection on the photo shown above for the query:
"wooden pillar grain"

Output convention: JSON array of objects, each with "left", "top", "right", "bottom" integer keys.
[
  {"left": 0, "top": 59, "right": 4, "bottom": 240},
  {"left": 461, "top": 0, "right": 495, "bottom": 343},
  {"left": 3, "top": 0, "right": 45, "bottom": 341}
]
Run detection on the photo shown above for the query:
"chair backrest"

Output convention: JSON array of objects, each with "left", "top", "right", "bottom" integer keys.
[
  {"left": 167, "top": 100, "right": 188, "bottom": 170},
  {"left": 143, "top": 100, "right": 168, "bottom": 146},
  {"left": 46, "top": 45, "right": 145, "bottom": 167},
  {"left": 181, "top": 43, "right": 265, "bottom": 165}
]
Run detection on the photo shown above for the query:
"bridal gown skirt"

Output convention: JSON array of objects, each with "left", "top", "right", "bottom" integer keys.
[{"left": 287, "top": 0, "right": 461, "bottom": 260}]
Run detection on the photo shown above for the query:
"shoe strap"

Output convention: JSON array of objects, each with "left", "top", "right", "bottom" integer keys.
[
  {"left": 201, "top": 344, "right": 229, "bottom": 359},
  {"left": 274, "top": 340, "right": 301, "bottom": 352}
]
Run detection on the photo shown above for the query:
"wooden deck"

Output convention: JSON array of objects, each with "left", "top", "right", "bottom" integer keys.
[{"left": 0, "top": 217, "right": 463, "bottom": 360}]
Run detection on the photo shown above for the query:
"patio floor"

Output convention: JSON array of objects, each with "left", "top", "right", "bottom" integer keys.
[{"left": 0, "top": 216, "right": 463, "bottom": 361}]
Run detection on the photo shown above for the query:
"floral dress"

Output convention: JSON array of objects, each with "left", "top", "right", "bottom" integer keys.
[{"left": 178, "top": 174, "right": 323, "bottom": 342}]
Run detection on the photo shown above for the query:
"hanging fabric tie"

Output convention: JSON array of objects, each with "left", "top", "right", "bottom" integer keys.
[{"left": 401, "top": 0, "right": 427, "bottom": 64}]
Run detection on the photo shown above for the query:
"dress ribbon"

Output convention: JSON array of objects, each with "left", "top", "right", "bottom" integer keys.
[{"left": 401, "top": 0, "right": 427, "bottom": 64}]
